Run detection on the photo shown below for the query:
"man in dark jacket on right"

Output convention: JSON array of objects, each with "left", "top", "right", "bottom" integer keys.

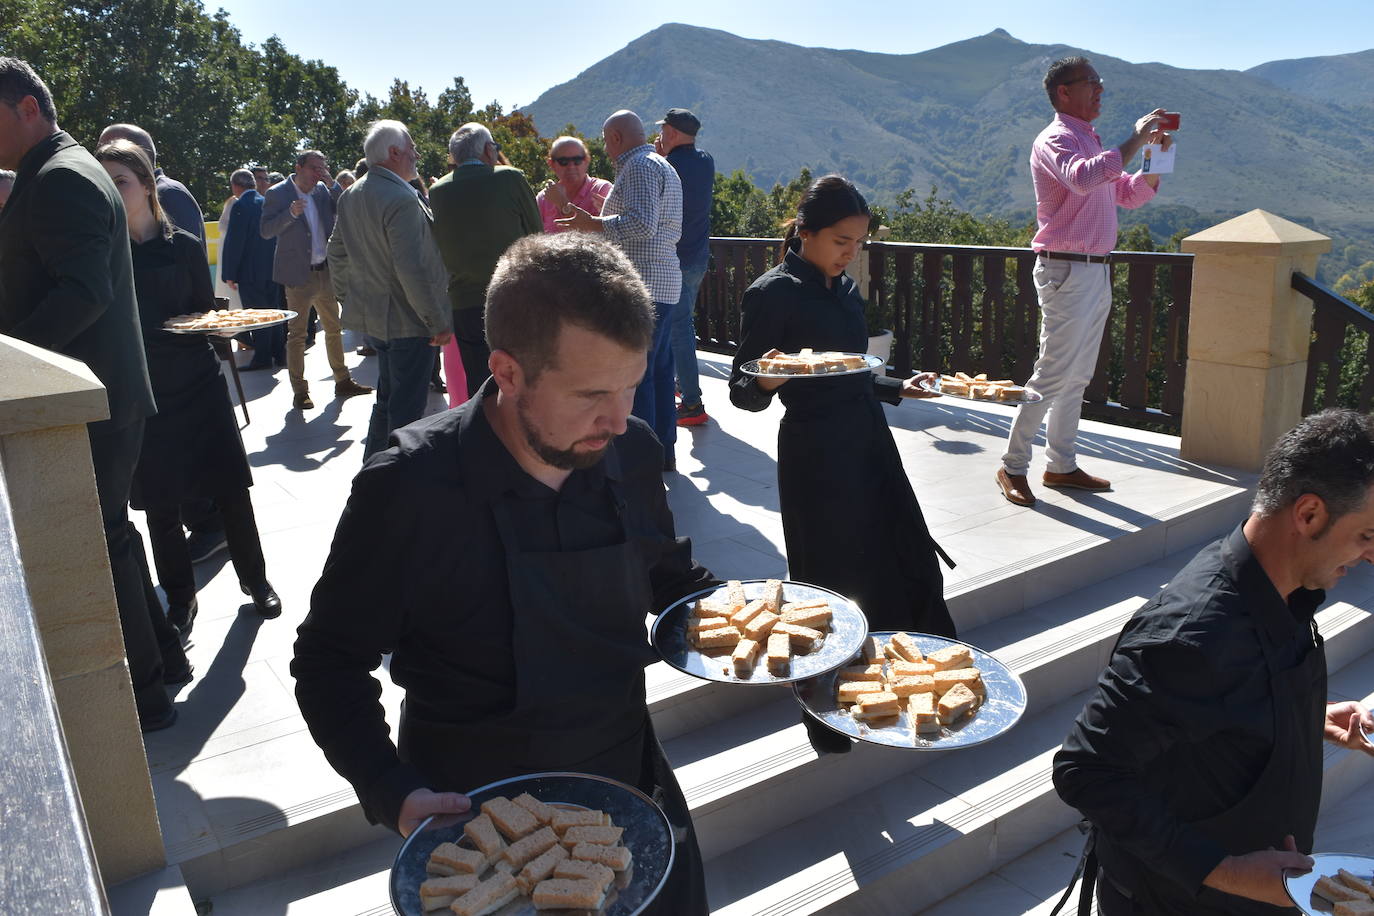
[
  {"left": 0, "top": 57, "right": 189, "bottom": 731},
  {"left": 1054, "top": 409, "right": 1374, "bottom": 914}
]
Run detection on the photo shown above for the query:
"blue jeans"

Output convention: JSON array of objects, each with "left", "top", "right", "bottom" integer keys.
[
  {"left": 632, "top": 300, "right": 677, "bottom": 458},
  {"left": 669, "top": 259, "right": 708, "bottom": 407},
  {"left": 364, "top": 335, "right": 434, "bottom": 459}
]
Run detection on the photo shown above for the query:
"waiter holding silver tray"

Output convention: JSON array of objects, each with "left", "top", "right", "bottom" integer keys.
[{"left": 292, "top": 234, "right": 716, "bottom": 914}]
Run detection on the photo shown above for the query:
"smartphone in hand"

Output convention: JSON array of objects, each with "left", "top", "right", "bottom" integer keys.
[{"left": 1159, "top": 112, "right": 1181, "bottom": 131}]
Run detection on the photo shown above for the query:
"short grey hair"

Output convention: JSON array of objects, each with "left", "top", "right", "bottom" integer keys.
[
  {"left": 230, "top": 168, "right": 254, "bottom": 189},
  {"left": 1252, "top": 409, "right": 1374, "bottom": 528},
  {"left": 363, "top": 119, "right": 410, "bottom": 167},
  {"left": 449, "top": 122, "right": 493, "bottom": 164}
]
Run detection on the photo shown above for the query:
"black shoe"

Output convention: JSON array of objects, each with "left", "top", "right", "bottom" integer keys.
[
  {"left": 186, "top": 529, "right": 228, "bottom": 564},
  {"left": 242, "top": 581, "right": 282, "bottom": 619},
  {"left": 167, "top": 597, "right": 198, "bottom": 641},
  {"left": 140, "top": 705, "right": 178, "bottom": 733},
  {"left": 163, "top": 659, "right": 194, "bottom": 687}
]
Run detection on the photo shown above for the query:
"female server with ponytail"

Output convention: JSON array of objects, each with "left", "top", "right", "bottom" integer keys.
[{"left": 729, "top": 176, "right": 957, "bottom": 749}]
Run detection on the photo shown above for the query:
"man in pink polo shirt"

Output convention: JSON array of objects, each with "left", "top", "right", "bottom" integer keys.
[
  {"left": 997, "top": 56, "right": 1171, "bottom": 507},
  {"left": 536, "top": 135, "right": 612, "bottom": 233}
]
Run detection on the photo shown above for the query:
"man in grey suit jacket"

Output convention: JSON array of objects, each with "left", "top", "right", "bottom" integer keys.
[
  {"left": 261, "top": 149, "right": 370, "bottom": 410},
  {"left": 328, "top": 120, "right": 452, "bottom": 459}
]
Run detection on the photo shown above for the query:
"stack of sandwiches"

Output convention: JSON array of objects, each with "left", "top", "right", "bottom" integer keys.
[
  {"left": 834, "top": 633, "right": 984, "bottom": 740},
  {"left": 756, "top": 348, "right": 870, "bottom": 375},
  {"left": 1314, "top": 869, "right": 1374, "bottom": 915},
  {"left": 937, "top": 372, "right": 1029, "bottom": 402},
  {"left": 421, "top": 792, "right": 633, "bottom": 913},
  {"left": 687, "top": 579, "right": 833, "bottom": 678}
]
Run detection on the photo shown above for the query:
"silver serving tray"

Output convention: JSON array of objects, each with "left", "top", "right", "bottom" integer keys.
[
  {"left": 917, "top": 377, "right": 1043, "bottom": 404},
  {"left": 739, "top": 353, "right": 883, "bottom": 379},
  {"left": 793, "top": 631, "right": 1027, "bottom": 750},
  {"left": 162, "top": 308, "right": 297, "bottom": 335},
  {"left": 651, "top": 579, "right": 868, "bottom": 686},
  {"left": 390, "top": 771, "right": 673, "bottom": 916},
  {"left": 1286, "top": 853, "right": 1374, "bottom": 915}
]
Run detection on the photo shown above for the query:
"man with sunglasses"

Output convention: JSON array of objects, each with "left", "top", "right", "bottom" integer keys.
[
  {"left": 996, "top": 56, "right": 1170, "bottom": 508},
  {"left": 536, "top": 136, "right": 611, "bottom": 233}
]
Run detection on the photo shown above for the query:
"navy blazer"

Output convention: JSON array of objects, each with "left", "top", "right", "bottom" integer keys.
[
  {"left": 260, "top": 177, "right": 342, "bottom": 287},
  {"left": 220, "top": 191, "right": 279, "bottom": 310},
  {"left": 0, "top": 131, "right": 156, "bottom": 430}
]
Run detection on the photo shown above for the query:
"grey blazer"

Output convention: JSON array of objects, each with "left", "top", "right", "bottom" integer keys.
[
  {"left": 260, "top": 177, "right": 342, "bottom": 288},
  {"left": 326, "top": 166, "right": 451, "bottom": 341}
]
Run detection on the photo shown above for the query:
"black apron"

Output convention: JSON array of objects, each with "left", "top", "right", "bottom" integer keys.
[
  {"left": 398, "top": 482, "right": 708, "bottom": 915},
  {"left": 1054, "top": 615, "right": 1326, "bottom": 916}
]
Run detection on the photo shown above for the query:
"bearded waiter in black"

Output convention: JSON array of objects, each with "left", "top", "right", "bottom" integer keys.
[
  {"left": 293, "top": 232, "right": 713, "bottom": 912},
  {"left": 1053, "top": 409, "right": 1374, "bottom": 915}
]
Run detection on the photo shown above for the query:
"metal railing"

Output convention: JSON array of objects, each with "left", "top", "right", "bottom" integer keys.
[
  {"left": 1294, "top": 272, "right": 1374, "bottom": 414},
  {"left": 696, "top": 238, "right": 1194, "bottom": 432},
  {"left": 0, "top": 471, "right": 108, "bottom": 914}
]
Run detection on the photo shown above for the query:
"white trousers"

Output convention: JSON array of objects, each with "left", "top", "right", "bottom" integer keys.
[{"left": 1001, "top": 258, "right": 1111, "bottom": 476}]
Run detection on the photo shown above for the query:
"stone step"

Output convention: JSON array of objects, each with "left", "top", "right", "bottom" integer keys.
[
  {"left": 107, "top": 864, "right": 200, "bottom": 916},
  {"left": 704, "top": 580, "right": 1374, "bottom": 916}
]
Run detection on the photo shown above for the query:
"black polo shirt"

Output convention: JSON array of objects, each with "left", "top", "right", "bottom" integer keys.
[
  {"left": 1053, "top": 524, "right": 1325, "bottom": 896},
  {"left": 292, "top": 379, "right": 714, "bottom": 827}
]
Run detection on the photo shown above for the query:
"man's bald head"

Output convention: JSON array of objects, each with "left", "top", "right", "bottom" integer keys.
[
  {"left": 100, "top": 123, "right": 156, "bottom": 165},
  {"left": 602, "top": 110, "right": 645, "bottom": 160}
]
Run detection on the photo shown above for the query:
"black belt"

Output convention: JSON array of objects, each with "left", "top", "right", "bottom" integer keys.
[
  {"left": 1039, "top": 250, "right": 1112, "bottom": 264},
  {"left": 310, "top": 261, "right": 327, "bottom": 271}
]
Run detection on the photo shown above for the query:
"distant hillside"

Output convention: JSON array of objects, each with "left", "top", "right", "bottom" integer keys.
[{"left": 521, "top": 24, "right": 1374, "bottom": 263}]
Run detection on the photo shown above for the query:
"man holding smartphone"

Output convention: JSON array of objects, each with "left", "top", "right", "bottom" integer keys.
[{"left": 996, "top": 56, "right": 1172, "bottom": 507}]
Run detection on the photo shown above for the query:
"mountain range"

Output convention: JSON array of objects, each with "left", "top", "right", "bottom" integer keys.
[{"left": 521, "top": 25, "right": 1374, "bottom": 274}]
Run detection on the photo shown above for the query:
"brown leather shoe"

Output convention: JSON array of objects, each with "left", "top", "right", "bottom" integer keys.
[
  {"left": 997, "top": 468, "right": 1036, "bottom": 507},
  {"left": 293, "top": 391, "right": 314, "bottom": 410},
  {"left": 1043, "top": 468, "right": 1111, "bottom": 491},
  {"left": 335, "top": 377, "right": 374, "bottom": 399}
]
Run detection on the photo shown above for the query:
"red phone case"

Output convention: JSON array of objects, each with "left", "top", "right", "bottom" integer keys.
[{"left": 1159, "top": 112, "right": 1181, "bottom": 131}]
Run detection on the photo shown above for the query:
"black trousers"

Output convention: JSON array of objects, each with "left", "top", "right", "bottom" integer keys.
[
  {"left": 87, "top": 420, "right": 187, "bottom": 721},
  {"left": 180, "top": 495, "right": 223, "bottom": 534},
  {"left": 146, "top": 487, "right": 267, "bottom": 606},
  {"left": 453, "top": 307, "right": 491, "bottom": 394}
]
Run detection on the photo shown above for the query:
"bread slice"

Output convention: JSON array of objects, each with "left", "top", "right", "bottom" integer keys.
[
  {"left": 760, "top": 578, "right": 784, "bottom": 614},
  {"left": 838, "top": 664, "right": 885, "bottom": 682},
  {"left": 837, "top": 680, "right": 885, "bottom": 703},
  {"left": 743, "top": 609, "right": 780, "bottom": 641},
  {"left": 933, "top": 668, "right": 983, "bottom": 694},
  {"left": 774, "top": 622, "right": 824, "bottom": 652},
  {"left": 571, "top": 842, "right": 633, "bottom": 871},
  {"left": 855, "top": 691, "right": 901, "bottom": 717},
  {"left": 729, "top": 598, "right": 767, "bottom": 630},
  {"left": 909, "top": 691, "right": 940, "bottom": 734},
  {"left": 937, "top": 683, "right": 978, "bottom": 725},
  {"left": 532, "top": 877, "right": 607, "bottom": 910},
  {"left": 501, "top": 825, "right": 558, "bottom": 869},
  {"left": 886, "top": 675, "right": 936, "bottom": 698},
  {"left": 732, "top": 637, "right": 760, "bottom": 675},
  {"left": 725, "top": 580, "right": 748, "bottom": 611},
  {"left": 1334, "top": 900, "right": 1374, "bottom": 916},
  {"left": 687, "top": 614, "right": 730, "bottom": 635},
  {"left": 464, "top": 813, "right": 507, "bottom": 858},
  {"left": 560, "top": 825, "right": 623, "bottom": 848},
  {"left": 886, "top": 632, "right": 924, "bottom": 663},
  {"left": 693, "top": 624, "right": 742, "bottom": 650},
  {"left": 766, "top": 632, "right": 791, "bottom": 674},
  {"left": 480, "top": 797, "right": 539, "bottom": 840},
  {"left": 1315, "top": 874, "right": 1366, "bottom": 902},
  {"left": 890, "top": 660, "right": 936, "bottom": 678},
  {"left": 926, "top": 644, "right": 972, "bottom": 672},
  {"left": 998, "top": 385, "right": 1028, "bottom": 401},
  {"left": 552, "top": 858, "right": 616, "bottom": 891},
  {"left": 428, "top": 842, "right": 488, "bottom": 876},
  {"left": 780, "top": 604, "right": 832, "bottom": 628},
  {"left": 1339, "top": 869, "right": 1374, "bottom": 897},
  {"left": 511, "top": 792, "right": 557, "bottom": 826},
  {"left": 696, "top": 597, "right": 733, "bottom": 617},
  {"left": 450, "top": 872, "right": 519, "bottom": 916},
  {"left": 860, "top": 635, "right": 886, "bottom": 664},
  {"left": 550, "top": 808, "right": 607, "bottom": 836},
  {"left": 419, "top": 874, "right": 480, "bottom": 910},
  {"left": 515, "top": 842, "right": 569, "bottom": 894}
]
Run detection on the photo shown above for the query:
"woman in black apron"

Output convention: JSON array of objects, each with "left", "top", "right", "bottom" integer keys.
[
  {"left": 96, "top": 141, "right": 279, "bottom": 636},
  {"left": 398, "top": 473, "right": 708, "bottom": 915}
]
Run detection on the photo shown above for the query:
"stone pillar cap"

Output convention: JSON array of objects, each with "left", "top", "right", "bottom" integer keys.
[
  {"left": 1180, "top": 209, "right": 1332, "bottom": 256},
  {"left": 0, "top": 335, "right": 109, "bottom": 436}
]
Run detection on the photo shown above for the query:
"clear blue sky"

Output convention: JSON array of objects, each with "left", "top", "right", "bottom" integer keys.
[{"left": 210, "top": 0, "right": 1373, "bottom": 109}]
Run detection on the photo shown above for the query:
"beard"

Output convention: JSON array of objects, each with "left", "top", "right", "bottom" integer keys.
[{"left": 516, "top": 394, "right": 611, "bottom": 470}]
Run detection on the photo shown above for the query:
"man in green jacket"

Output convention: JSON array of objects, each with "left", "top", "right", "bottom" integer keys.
[
  {"left": 328, "top": 119, "right": 453, "bottom": 460},
  {"left": 428, "top": 123, "right": 541, "bottom": 391}
]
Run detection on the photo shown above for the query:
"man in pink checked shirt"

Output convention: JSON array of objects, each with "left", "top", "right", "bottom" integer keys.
[
  {"left": 536, "top": 135, "right": 612, "bottom": 233},
  {"left": 997, "top": 56, "right": 1171, "bottom": 508}
]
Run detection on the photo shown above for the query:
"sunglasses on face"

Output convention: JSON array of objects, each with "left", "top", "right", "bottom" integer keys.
[{"left": 553, "top": 155, "right": 586, "bottom": 166}]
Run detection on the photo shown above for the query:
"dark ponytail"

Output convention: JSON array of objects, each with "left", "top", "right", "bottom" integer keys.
[{"left": 778, "top": 174, "right": 870, "bottom": 264}]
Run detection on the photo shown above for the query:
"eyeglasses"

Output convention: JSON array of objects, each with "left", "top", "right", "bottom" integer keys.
[
  {"left": 1063, "top": 77, "right": 1105, "bottom": 89},
  {"left": 552, "top": 155, "right": 586, "bottom": 166}
]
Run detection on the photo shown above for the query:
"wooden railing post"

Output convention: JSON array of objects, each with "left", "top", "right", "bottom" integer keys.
[{"left": 1178, "top": 210, "right": 1331, "bottom": 471}]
